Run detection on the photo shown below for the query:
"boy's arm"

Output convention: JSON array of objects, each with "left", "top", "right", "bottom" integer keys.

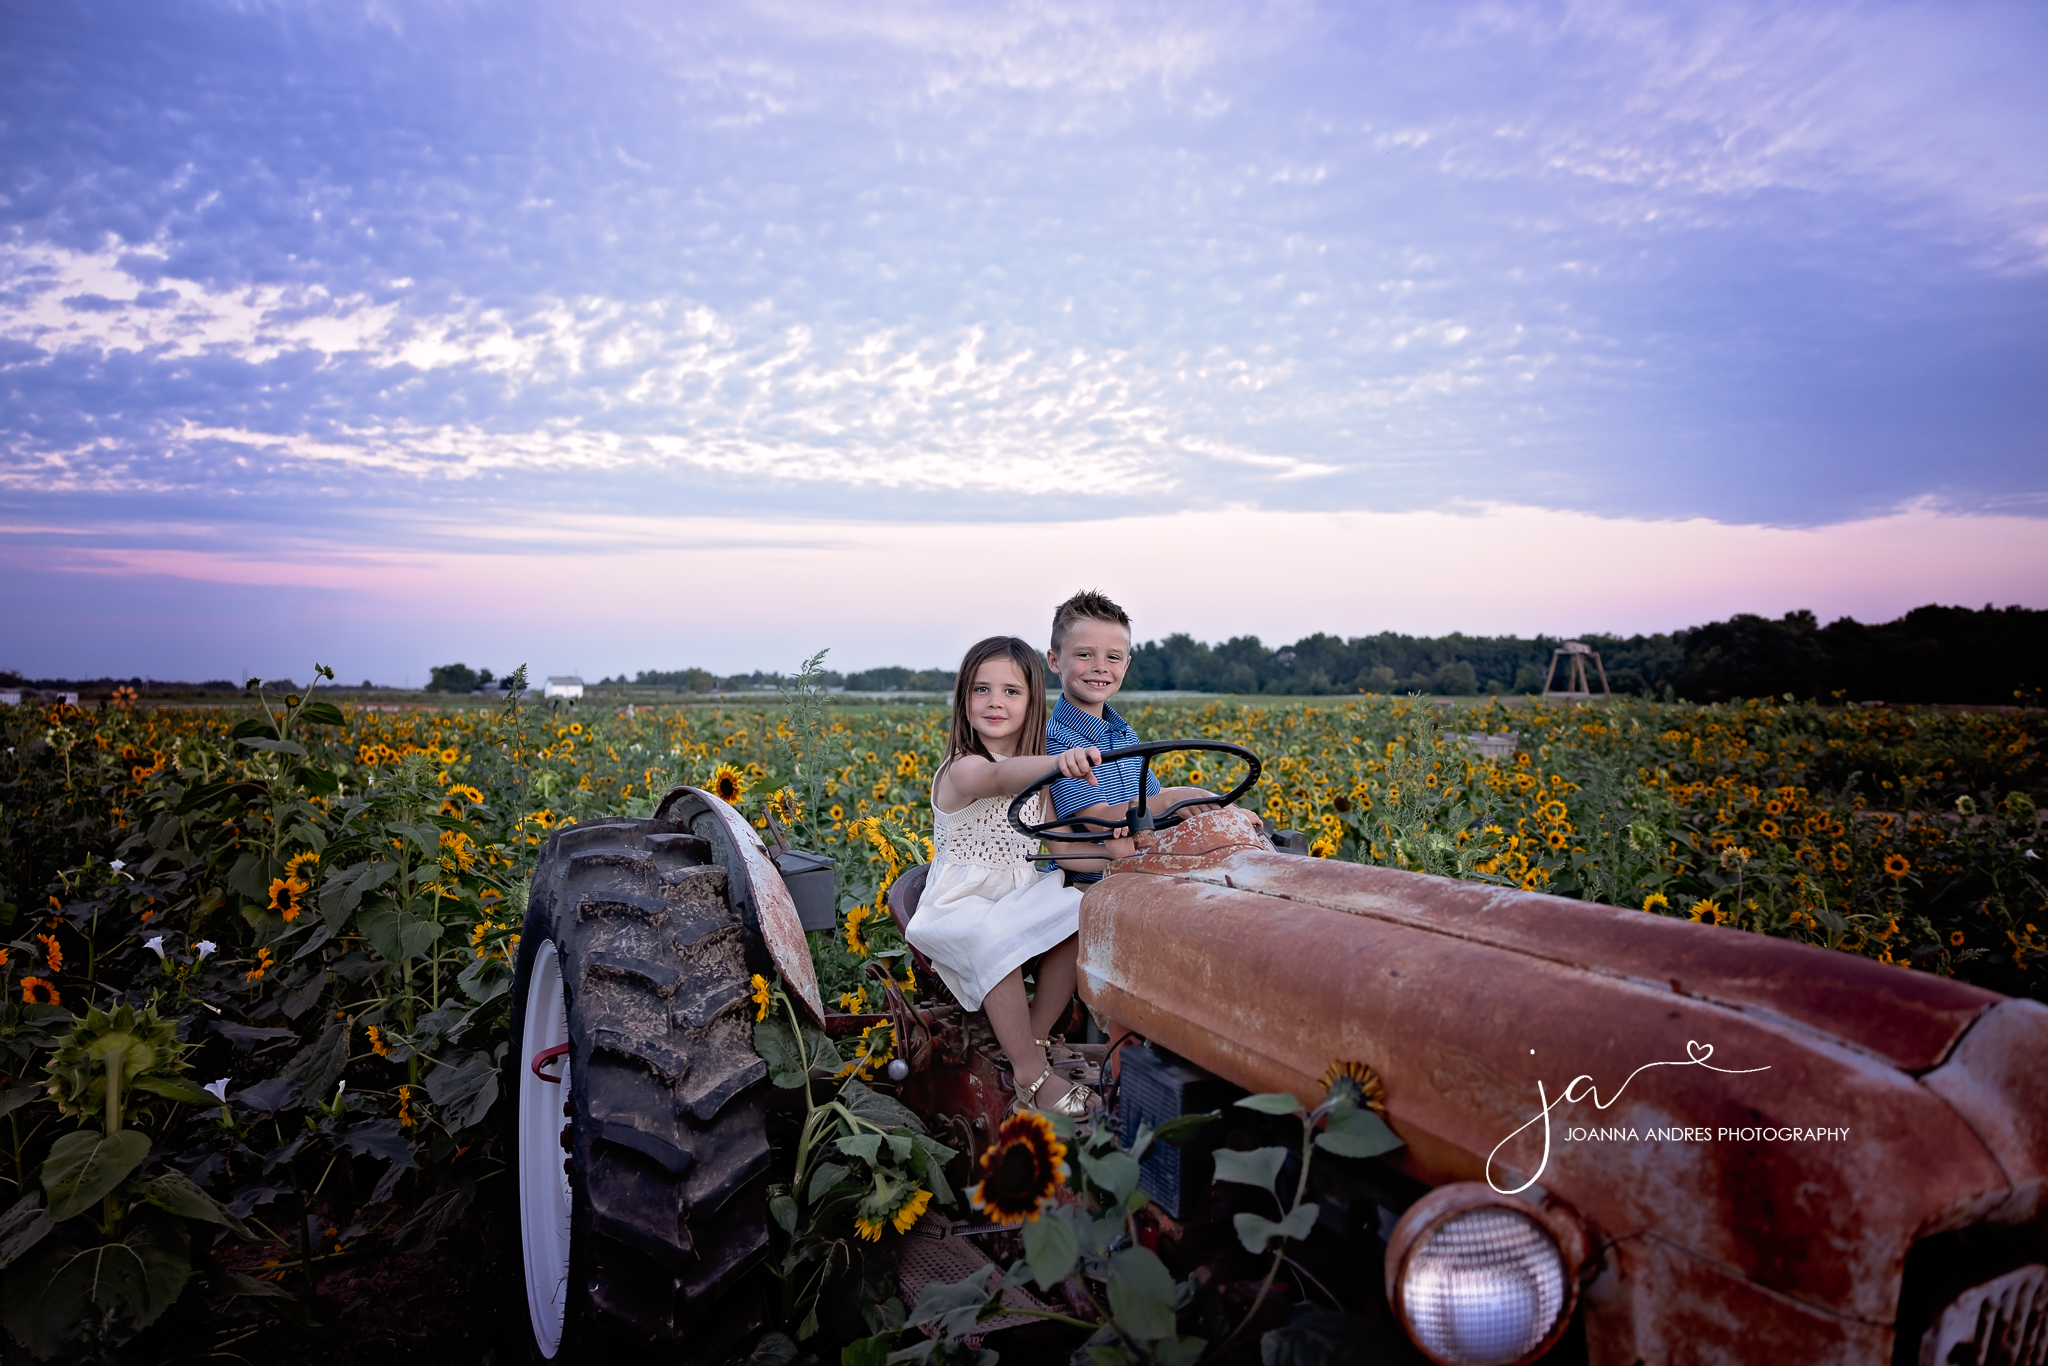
[{"left": 1043, "top": 801, "right": 1135, "bottom": 871}]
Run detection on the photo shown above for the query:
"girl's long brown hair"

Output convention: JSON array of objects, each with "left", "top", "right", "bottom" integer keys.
[{"left": 947, "top": 636, "right": 1048, "bottom": 763}]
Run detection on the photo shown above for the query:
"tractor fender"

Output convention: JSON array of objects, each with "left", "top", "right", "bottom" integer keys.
[{"left": 656, "top": 786, "right": 824, "bottom": 1024}]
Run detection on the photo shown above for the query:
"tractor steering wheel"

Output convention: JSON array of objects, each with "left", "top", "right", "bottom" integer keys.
[{"left": 1006, "top": 740, "right": 1262, "bottom": 841}]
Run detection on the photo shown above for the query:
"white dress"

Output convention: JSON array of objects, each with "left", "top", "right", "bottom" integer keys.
[{"left": 904, "top": 761, "right": 1084, "bottom": 1012}]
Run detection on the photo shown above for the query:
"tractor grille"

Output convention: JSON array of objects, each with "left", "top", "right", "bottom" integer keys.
[
  {"left": 1118, "top": 1045, "right": 1237, "bottom": 1218},
  {"left": 1919, "top": 1264, "right": 2048, "bottom": 1366}
]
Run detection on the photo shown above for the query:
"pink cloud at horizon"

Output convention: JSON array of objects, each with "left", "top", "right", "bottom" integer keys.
[{"left": 6, "top": 502, "right": 2043, "bottom": 682}]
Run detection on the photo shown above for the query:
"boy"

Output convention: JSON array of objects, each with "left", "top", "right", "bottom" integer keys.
[{"left": 1043, "top": 589, "right": 1217, "bottom": 881}]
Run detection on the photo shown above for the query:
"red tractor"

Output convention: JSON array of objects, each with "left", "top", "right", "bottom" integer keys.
[{"left": 506, "top": 741, "right": 2048, "bottom": 1365}]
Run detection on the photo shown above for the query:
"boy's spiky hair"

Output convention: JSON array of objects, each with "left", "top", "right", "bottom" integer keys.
[{"left": 1050, "top": 589, "right": 1132, "bottom": 653}]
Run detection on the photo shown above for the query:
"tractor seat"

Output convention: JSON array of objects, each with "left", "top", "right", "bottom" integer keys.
[
  {"left": 885, "top": 861, "right": 929, "bottom": 936},
  {"left": 885, "top": 863, "right": 938, "bottom": 984}
]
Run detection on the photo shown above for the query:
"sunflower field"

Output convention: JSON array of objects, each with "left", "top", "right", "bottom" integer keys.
[{"left": 0, "top": 677, "right": 2041, "bottom": 1360}]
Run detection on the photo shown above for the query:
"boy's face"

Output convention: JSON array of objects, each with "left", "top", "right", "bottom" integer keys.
[{"left": 1047, "top": 617, "right": 1131, "bottom": 715}]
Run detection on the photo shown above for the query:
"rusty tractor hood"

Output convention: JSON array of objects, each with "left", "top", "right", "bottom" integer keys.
[{"left": 1077, "top": 807, "right": 2048, "bottom": 1344}]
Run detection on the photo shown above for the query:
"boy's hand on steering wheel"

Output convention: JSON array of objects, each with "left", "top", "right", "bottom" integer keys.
[{"left": 1056, "top": 746, "right": 1104, "bottom": 784}]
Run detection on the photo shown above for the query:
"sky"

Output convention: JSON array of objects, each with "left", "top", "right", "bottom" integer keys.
[{"left": 2, "top": 0, "right": 2044, "bottom": 684}]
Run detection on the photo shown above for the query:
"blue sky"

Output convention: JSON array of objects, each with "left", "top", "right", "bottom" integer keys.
[{"left": 3, "top": 0, "right": 2045, "bottom": 683}]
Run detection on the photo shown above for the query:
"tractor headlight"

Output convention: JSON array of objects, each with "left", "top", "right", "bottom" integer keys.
[{"left": 1386, "top": 1184, "right": 1583, "bottom": 1366}]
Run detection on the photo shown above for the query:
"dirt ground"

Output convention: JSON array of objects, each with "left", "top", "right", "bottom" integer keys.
[{"left": 164, "top": 1187, "right": 522, "bottom": 1366}]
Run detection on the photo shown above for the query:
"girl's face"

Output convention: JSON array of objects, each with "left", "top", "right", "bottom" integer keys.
[{"left": 967, "top": 655, "right": 1033, "bottom": 755}]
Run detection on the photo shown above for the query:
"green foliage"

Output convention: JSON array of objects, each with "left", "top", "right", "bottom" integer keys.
[
  {"left": 1123, "top": 603, "right": 2048, "bottom": 703},
  {"left": 753, "top": 981, "right": 953, "bottom": 1346},
  {"left": 423, "top": 663, "right": 493, "bottom": 694},
  {"left": 0, "top": 670, "right": 560, "bottom": 1360},
  {"left": 853, "top": 1081, "right": 1406, "bottom": 1366}
]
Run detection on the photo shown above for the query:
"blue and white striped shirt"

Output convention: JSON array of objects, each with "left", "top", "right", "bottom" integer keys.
[{"left": 1045, "top": 695, "right": 1161, "bottom": 820}]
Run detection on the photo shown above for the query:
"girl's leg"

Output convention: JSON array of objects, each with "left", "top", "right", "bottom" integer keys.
[
  {"left": 1027, "top": 934, "right": 1080, "bottom": 1041},
  {"left": 981, "top": 968, "right": 1050, "bottom": 1099}
]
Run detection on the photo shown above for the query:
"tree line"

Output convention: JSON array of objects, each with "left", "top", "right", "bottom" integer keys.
[
  {"left": 640, "top": 604, "right": 2038, "bottom": 705},
  {"left": 14, "top": 603, "right": 2035, "bottom": 705}
]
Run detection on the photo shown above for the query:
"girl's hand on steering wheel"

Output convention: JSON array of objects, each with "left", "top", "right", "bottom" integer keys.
[{"left": 1056, "top": 746, "right": 1105, "bottom": 784}]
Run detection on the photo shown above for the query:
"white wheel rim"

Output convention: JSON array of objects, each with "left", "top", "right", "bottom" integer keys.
[{"left": 519, "top": 940, "right": 573, "bottom": 1357}]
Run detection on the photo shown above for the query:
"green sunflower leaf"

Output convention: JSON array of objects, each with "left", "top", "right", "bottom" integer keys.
[
  {"left": 806, "top": 1162, "right": 848, "bottom": 1204},
  {"left": 836, "top": 1133, "right": 886, "bottom": 1165},
  {"left": 0, "top": 1193, "right": 53, "bottom": 1270},
  {"left": 1314, "top": 1108, "right": 1403, "bottom": 1159},
  {"left": 130, "top": 1074, "right": 219, "bottom": 1108},
  {"left": 1210, "top": 1145, "right": 1288, "bottom": 1199},
  {"left": 1105, "top": 1246, "right": 1178, "bottom": 1341},
  {"left": 1233, "top": 1202, "right": 1319, "bottom": 1255},
  {"left": 41, "top": 1128, "right": 152, "bottom": 1222},
  {"left": 1234, "top": 1092, "right": 1304, "bottom": 1116},
  {"left": 1022, "top": 1205, "right": 1078, "bottom": 1289},
  {"left": 1128, "top": 1110, "right": 1218, "bottom": 1161},
  {"left": 1078, "top": 1150, "right": 1141, "bottom": 1205}
]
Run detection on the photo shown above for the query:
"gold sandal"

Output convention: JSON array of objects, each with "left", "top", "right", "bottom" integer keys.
[{"left": 1018, "top": 1064, "right": 1096, "bottom": 1119}]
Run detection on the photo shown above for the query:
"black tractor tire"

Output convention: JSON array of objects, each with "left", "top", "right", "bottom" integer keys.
[{"left": 506, "top": 815, "right": 775, "bottom": 1364}]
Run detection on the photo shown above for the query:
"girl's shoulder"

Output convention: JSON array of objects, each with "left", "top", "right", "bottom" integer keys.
[{"left": 931, "top": 749, "right": 995, "bottom": 814}]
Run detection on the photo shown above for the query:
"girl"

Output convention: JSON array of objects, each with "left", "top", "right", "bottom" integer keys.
[{"left": 904, "top": 635, "right": 1127, "bottom": 1118}]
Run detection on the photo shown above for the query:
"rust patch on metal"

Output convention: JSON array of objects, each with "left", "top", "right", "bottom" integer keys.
[
  {"left": 1154, "top": 847, "right": 1998, "bottom": 1072},
  {"left": 660, "top": 785, "right": 824, "bottom": 1025},
  {"left": 1115, "top": 804, "right": 1270, "bottom": 869},
  {"left": 1580, "top": 1231, "right": 1896, "bottom": 1365},
  {"left": 1919, "top": 997, "right": 2048, "bottom": 1226},
  {"left": 1077, "top": 868, "right": 2015, "bottom": 1329}
]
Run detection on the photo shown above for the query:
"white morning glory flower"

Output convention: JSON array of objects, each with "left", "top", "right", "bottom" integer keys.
[
  {"left": 109, "top": 859, "right": 126, "bottom": 871},
  {"left": 204, "top": 1078, "right": 230, "bottom": 1102},
  {"left": 196, "top": 940, "right": 218, "bottom": 960},
  {"left": 143, "top": 935, "right": 166, "bottom": 959}
]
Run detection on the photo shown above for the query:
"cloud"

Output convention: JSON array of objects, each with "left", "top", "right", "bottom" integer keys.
[
  {"left": 0, "top": 242, "right": 1504, "bottom": 499},
  {"left": 0, "top": 0, "right": 2042, "bottom": 539},
  {"left": 5, "top": 500, "right": 2043, "bottom": 680}
]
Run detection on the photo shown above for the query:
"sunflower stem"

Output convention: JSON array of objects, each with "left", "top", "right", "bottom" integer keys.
[{"left": 1217, "top": 1107, "right": 1318, "bottom": 1358}]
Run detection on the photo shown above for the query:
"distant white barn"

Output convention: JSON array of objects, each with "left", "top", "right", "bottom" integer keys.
[{"left": 545, "top": 675, "right": 585, "bottom": 700}]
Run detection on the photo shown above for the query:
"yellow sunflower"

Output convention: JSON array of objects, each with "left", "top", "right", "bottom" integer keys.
[
  {"left": 767, "top": 786, "right": 804, "bottom": 825},
  {"left": 711, "top": 763, "right": 747, "bottom": 805},
  {"left": 268, "top": 876, "right": 310, "bottom": 923},
  {"left": 1320, "top": 1059, "right": 1388, "bottom": 1115},
  {"left": 751, "top": 974, "right": 772, "bottom": 1022},
  {"left": 1539, "top": 800, "right": 1568, "bottom": 824},
  {"left": 969, "top": 1111, "right": 1068, "bottom": 1223},
  {"left": 1884, "top": 853, "right": 1911, "bottom": 879},
  {"left": 1641, "top": 892, "right": 1669, "bottom": 913},
  {"left": 843, "top": 905, "right": 871, "bottom": 958},
  {"left": 891, "top": 1187, "right": 933, "bottom": 1234},
  {"left": 1545, "top": 828, "right": 1569, "bottom": 851}
]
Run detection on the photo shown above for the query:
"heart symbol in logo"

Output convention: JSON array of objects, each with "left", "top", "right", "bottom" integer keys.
[{"left": 1686, "top": 1040, "right": 1714, "bottom": 1063}]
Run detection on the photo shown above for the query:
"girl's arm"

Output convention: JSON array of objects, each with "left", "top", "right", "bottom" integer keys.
[{"left": 935, "top": 746, "right": 1105, "bottom": 808}]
